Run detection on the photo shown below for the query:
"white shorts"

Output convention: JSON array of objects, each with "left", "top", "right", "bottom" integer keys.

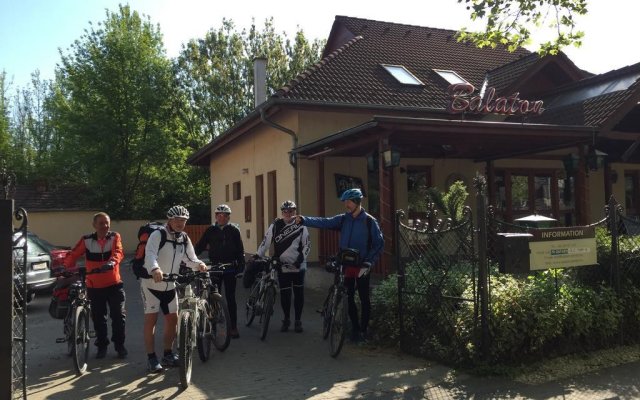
[{"left": 141, "top": 285, "right": 178, "bottom": 315}]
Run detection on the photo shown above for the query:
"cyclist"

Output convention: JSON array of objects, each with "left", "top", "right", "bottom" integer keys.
[
  {"left": 256, "top": 200, "right": 310, "bottom": 333},
  {"left": 63, "top": 212, "right": 126, "bottom": 359},
  {"left": 296, "top": 188, "right": 384, "bottom": 342},
  {"left": 195, "top": 204, "right": 245, "bottom": 339},
  {"left": 142, "top": 205, "right": 207, "bottom": 373}
]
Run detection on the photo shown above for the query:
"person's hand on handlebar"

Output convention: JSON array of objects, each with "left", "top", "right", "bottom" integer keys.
[
  {"left": 197, "top": 262, "right": 207, "bottom": 272},
  {"left": 100, "top": 261, "right": 115, "bottom": 271},
  {"left": 359, "top": 261, "right": 372, "bottom": 277},
  {"left": 152, "top": 268, "right": 163, "bottom": 283}
]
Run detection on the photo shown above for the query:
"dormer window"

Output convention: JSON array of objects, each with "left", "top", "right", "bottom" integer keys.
[
  {"left": 434, "top": 69, "right": 469, "bottom": 85},
  {"left": 382, "top": 64, "right": 424, "bottom": 85}
]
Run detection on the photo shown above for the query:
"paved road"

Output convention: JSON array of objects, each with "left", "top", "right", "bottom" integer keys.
[{"left": 24, "top": 266, "right": 640, "bottom": 399}]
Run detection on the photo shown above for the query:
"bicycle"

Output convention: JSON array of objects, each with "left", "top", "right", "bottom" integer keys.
[
  {"left": 192, "top": 262, "right": 232, "bottom": 360},
  {"left": 162, "top": 268, "right": 214, "bottom": 389},
  {"left": 54, "top": 264, "right": 114, "bottom": 374},
  {"left": 320, "top": 255, "right": 366, "bottom": 358},
  {"left": 245, "top": 257, "right": 283, "bottom": 340}
]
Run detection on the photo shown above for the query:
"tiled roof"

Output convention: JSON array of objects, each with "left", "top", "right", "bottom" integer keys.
[
  {"left": 274, "top": 16, "right": 532, "bottom": 109},
  {"left": 12, "top": 184, "right": 95, "bottom": 212},
  {"left": 485, "top": 53, "right": 541, "bottom": 95},
  {"left": 526, "top": 64, "right": 640, "bottom": 127}
]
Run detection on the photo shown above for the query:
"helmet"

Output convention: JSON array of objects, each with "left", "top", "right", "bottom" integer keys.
[
  {"left": 340, "top": 188, "right": 363, "bottom": 201},
  {"left": 167, "top": 205, "right": 190, "bottom": 219},
  {"left": 215, "top": 204, "right": 232, "bottom": 214},
  {"left": 280, "top": 200, "right": 297, "bottom": 210}
]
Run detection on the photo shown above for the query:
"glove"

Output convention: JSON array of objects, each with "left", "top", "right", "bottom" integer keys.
[
  {"left": 359, "top": 262, "right": 372, "bottom": 278},
  {"left": 100, "top": 261, "right": 115, "bottom": 271}
]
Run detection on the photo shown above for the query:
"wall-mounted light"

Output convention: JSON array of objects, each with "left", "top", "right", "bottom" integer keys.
[
  {"left": 586, "top": 145, "right": 607, "bottom": 172},
  {"left": 242, "top": 168, "right": 249, "bottom": 174},
  {"left": 382, "top": 148, "right": 401, "bottom": 168}
]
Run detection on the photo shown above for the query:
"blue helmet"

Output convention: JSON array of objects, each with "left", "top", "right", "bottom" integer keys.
[{"left": 340, "top": 188, "right": 363, "bottom": 201}]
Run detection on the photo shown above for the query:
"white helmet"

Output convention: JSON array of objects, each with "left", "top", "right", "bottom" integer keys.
[
  {"left": 167, "top": 205, "right": 190, "bottom": 219},
  {"left": 215, "top": 204, "right": 232, "bottom": 214},
  {"left": 280, "top": 200, "right": 297, "bottom": 210}
]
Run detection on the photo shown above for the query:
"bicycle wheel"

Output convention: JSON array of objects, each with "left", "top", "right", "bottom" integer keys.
[
  {"left": 260, "top": 285, "right": 276, "bottom": 341},
  {"left": 196, "top": 304, "right": 212, "bottom": 362},
  {"left": 321, "top": 287, "right": 335, "bottom": 340},
  {"left": 72, "top": 305, "right": 90, "bottom": 374},
  {"left": 245, "top": 280, "right": 260, "bottom": 327},
  {"left": 329, "top": 292, "right": 347, "bottom": 358},
  {"left": 210, "top": 293, "right": 231, "bottom": 351},
  {"left": 178, "top": 311, "right": 194, "bottom": 389},
  {"left": 65, "top": 309, "right": 74, "bottom": 356}
]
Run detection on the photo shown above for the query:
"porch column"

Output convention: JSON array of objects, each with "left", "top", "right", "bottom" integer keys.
[
  {"left": 575, "top": 145, "right": 590, "bottom": 224},
  {"left": 317, "top": 157, "right": 326, "bottom": 260},
  {"left": 378, "top": 138, "right": 394, "bottom": 274}
]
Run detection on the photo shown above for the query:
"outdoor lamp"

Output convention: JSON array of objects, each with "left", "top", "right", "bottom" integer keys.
[
  {"left": 586, "top": 145, "right": 607, "bottom": 172},
  {"left": 382, "top": 148, "right": 401, "bottom": 168}
]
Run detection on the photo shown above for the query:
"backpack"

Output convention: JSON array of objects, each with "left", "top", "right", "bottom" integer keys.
[{"left": 131, "top": 222, "right": 168, "bottom": 279}]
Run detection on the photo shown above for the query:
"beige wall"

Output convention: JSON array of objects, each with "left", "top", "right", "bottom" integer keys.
[
  {"left": 209, "top": 113, "right": 298, "bottom": 253},
  {"left": 21, "top": 211, "right": 148, "bottom": 252},
  {"left": 298, "top": 110, "right": 373, "bottom": 145}
]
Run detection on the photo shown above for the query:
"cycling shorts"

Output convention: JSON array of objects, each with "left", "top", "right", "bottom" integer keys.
[{"left": 141, "top": 285, "right": 178, "bottom": 315}]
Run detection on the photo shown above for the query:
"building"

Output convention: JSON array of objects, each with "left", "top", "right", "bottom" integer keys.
[{"left": 188, "top": 16, "right": 640, "bottom": 273}]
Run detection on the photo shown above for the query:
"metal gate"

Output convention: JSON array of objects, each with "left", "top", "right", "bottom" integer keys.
[
  {"left": 1, "top": 168, "right": 27, "bottom": 400},
  {"left": 395, "top": 203, "right": 478, "bottom": 363}
]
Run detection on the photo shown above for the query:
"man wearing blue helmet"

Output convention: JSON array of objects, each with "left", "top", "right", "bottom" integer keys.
[{"left": 296, "top": 188, "right": 384, "bottom": 342}]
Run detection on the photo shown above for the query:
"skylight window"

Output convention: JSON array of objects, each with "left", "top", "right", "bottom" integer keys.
[
  {"left": 381, "top": 64, "right": 424, "bottom": 85},
  {"left": 434, "top": 69, "right": 469, "bottom": 85}
]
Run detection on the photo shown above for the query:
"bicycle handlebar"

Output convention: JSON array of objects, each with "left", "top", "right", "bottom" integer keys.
[{"left": 52, "top": 264, "right": 114, "bottom": 278}]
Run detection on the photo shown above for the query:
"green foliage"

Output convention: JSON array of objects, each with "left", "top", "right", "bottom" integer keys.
[
  {"left": 175, "top": 17, "right": 324, "bottom": 141},
  {"left": 0, "top": 71, "right": 10, "bottom": 164},
  {"left": 50, "top": 5, "right": 209, "bottom": 219},
  {"left": 425, "top": 180, "right": 469, "bottom": 224},
  {"left": 456, "top": 0, "right": 588, "bottom": 55},
  {"left": 372, "top": 254, "right": 631, "bottom": 367}
]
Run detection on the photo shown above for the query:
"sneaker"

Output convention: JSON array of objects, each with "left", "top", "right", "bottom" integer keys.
[
  {"left": 280, "top": 320, "right": 290, "bottom": 332},
  {"left": 96, "top": 346, "right": 108, "bottom": 359},
  {"left": 115, "top": 345, "right": 128, "bottom": 359},
  {"left": 161, "top": 352, "right": 179, "bottom": 367},
  {"left": 230, "top": 328, "right": 240, "bottom": 339},
  {"left": 147, "top": 356, "right": 163, "bottom": 373},
  {"left": 294, "top": 320, "right": 303, "bottom": 333}
]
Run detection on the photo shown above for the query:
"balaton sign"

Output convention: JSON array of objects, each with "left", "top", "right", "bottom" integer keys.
[{"left": 447, "top": 83, "right": 544, "bottom": 116}]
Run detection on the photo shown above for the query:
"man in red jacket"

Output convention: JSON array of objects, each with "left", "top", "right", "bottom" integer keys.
[{"left": 64, "top": 212, "right": 127, "bottom": 359}]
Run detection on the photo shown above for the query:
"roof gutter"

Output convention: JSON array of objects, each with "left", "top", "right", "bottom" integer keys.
[{"left": 259, "top": 104, "right": 299, "bottom": 207}]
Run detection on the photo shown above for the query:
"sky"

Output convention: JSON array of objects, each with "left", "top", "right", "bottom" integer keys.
[{"left": 1, "top": 0, "right": 639, "bottom": 91}]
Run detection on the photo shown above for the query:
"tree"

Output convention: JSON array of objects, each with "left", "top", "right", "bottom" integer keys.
[
  {"left": 175, "top": 18, "right": 325, "bottom": 141},
  {"left": 51, "top": 5, "right": 206, "bottom": 219},
  {"left": 457, "top": 0, "right": 588, "bottom": 55},
  {"left": 0, "top": 71, "right": 11, "bottom": 167}
]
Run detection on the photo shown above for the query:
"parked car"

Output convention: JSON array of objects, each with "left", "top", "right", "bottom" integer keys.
[{"left": 13, "top": 231, "right": 76, "bottom": 304}]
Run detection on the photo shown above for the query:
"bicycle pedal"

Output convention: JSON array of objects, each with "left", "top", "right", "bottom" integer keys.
[
  {"left": 55, "top": 338, "right": 66, "bottom": 343},
  {"left": 88, "top": 331, "right": 96, "bottom": 338}
]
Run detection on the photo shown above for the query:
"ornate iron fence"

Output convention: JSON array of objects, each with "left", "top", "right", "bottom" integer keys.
[
  {"left": 395, "top": 204, "right": 478, "bottom": 362},
  {"left": 12, "top": 207, "right": 27, "bottom": 400}
]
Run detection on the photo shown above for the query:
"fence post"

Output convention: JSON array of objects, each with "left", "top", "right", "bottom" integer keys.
[
  {"left": 0, "top": 200, "right": 14, "bottom": 399},
  {"left": 474, "top": 175, "right": 490, "bottom": 361},
  {"left": 395, "top": 209, "right": 405, "bottom": 351},
  {"left": 608, "top": 195, "right": 620, "bottom": 294},
  {"left": 608, "top": 195, "right": 622, "bottom": 344}
]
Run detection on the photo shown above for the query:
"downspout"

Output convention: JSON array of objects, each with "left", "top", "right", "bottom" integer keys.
[{"left": 259, "top": 106, "right": 299, "bottom": 206}]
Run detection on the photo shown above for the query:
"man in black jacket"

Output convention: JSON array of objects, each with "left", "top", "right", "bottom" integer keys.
[{"left": 195, "top": 204, "right": 245, "bottom": 338}]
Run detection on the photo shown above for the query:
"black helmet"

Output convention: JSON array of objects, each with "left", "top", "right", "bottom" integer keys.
[
  {"left": 167, "top": 205, "right": 190, "bottom": 219},
  {"left": 280, "top": 200, "right": 297, "bottom": 210}
]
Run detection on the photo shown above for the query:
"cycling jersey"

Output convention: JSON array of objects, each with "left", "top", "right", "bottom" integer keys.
[
  {"left": 142, "top": 225, "right": 203, "bottom": 292},
  {"left": 257, "top": 218, "right": 310, "bottom": 271},
  {"left": 64, "top": 231, "right": 124, "bottom": 288},
  {"left": 195, "top": 223, "right": 245, "bottom": 273}
]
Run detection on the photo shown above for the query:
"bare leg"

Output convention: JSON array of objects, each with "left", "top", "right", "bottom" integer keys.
[
  {"left": 143, "top": 313, "right": 158, "bottom": 354},
  {"left": 163, "top": 313, "right": 178, "bottom": 351}
]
